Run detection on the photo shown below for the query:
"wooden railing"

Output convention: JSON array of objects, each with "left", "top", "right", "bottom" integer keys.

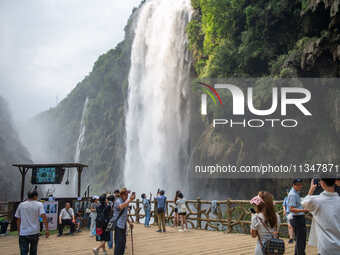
[{"left": 128, "top": 198, "right": 311, "bottom": 235}]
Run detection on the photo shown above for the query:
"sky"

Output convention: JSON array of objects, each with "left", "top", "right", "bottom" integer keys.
[{"left": 0, "top": 0, "right": 141, "bottom": 121}]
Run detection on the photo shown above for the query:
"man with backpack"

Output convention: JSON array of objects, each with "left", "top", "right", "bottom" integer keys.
[{"left": 58, "top": 202, "right": 75, "bottom": 236}]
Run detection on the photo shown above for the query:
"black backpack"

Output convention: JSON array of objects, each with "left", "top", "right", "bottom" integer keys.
[{"left": 96, "top": 205, "right": 108, "bottom": 228}]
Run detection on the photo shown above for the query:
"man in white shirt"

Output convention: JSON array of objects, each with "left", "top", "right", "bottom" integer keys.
[
  {"left": 301, "top": 178, "right": 340, "bottom": 255},
  {"left": 15, "top": 190, "right": 49, "bottom": 255},
  {"left": 58, "top": 202, "right": 75, "bottom": 236}
]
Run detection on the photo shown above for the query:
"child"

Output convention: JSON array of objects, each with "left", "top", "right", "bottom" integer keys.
[
  {"left": 176, "top": 192, "right": 188, "bottom": 232},
  {"left": 75, "top": 211, "right": 83, "bottom": 232}
]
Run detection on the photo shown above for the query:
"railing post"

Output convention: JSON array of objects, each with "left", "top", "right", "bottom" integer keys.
[
  {"left": 197, "top": 197, "right": 201, "bottom": 229},
  {"left": 154, "top": 199, "right": 158, "bottom": 225},
  {"left": 227, "top": 199, "right": 232, "bottom": 233},
  {"left": 136, "top": 199, "right": 140, "bottom": 224}
]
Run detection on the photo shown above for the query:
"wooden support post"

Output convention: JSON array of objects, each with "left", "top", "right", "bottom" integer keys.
[
  {"left": 20, "top": 167, "right": 28, "bottom": 201},
  {"left": 197, "top": 197, "right": 201, "bottom": 229},
  {"left": 227, "top": 199, "right": 232, "bottom": 233},
  {"left": 77, "top": 167, "right": 83, "bottom": 197},
  {"left": 154, "top": 199, "right": 158, "bottom": 225},
  {"left": 136, "top": 199, "right": 140, "bottom": 224}
]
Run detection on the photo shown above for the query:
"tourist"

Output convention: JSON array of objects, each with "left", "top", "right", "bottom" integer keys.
[
  {"left": 336, "top": 178, "right": 340, "bottom": 196},
  {"left": 287, "top": 178, "right": 309, "bottom": 255},
  {"left": 174, "top": 190, "right": 181, "bottom": 227},
  {"left": 75, "top": 211, "right": 82, "bottom": 232},
  {"left": 155, "top": 189, "right": 167, "bottom": 233},
  {"left": 141, "top": 193, "right": 152, "bottom": 227},
  {"left": 301, "top": 178, "right": 340, "bottom": 255},
  {"left": 282, "top": 190, "right": 294, "bottom": 243},
  {"left": 250, "top": 191, "right": 280, "bottom": 255},
  {"left": 114, "top": 189, "right": 120, "bottom": 199},
  {"left": 113, "top": 188, "right": 135, "bottom": 255},
  {"left": 58, "top": 201, "right": 75, "bottom": 236},
  {"left": 176, "top": 192, "right": 188, "bottom": 232},
  {"left": 90, "top": 196, "right": 99, "bottom": 237},
  {"left": 107, "top": 194, "right": 115, "bottom": 249},
  {"left": 15, "top": 190, "right": 49, "bottom": 255},
  {"left": 92, "top": 194, "right": 112, "bottom": 255}
]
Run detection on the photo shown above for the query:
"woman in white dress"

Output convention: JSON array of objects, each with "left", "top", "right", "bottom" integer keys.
[{"left": 250, "top": 191, "right": 281, "bottom": 255}]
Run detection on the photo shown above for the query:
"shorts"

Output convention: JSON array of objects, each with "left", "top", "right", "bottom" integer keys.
[{"left": 178, "top": 212, "right": 186, "bottom": 216}]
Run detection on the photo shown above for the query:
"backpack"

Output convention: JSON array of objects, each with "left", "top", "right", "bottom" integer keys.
[{"left": 95, "top": 205, "right": 108, "bottom": 228}]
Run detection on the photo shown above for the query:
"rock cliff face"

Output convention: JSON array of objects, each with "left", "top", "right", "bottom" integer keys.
[
  {"left": 0, "top": 96, "right": 31, "bottom": 201},
  {"left": 186, "top": 0, "right": 340, "bottom": 199}
]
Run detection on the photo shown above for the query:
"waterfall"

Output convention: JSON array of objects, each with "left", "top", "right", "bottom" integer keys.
[
  {"left": 72, "top": 97, "right": 89, "bottom": 195},
  {"left": 74, "top": 97, "right": 89, "bottom": 163},
  {"left": 124, "top": 0, "right": 192, "bottom": 195}
]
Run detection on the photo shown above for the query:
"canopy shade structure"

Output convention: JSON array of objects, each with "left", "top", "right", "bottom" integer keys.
[{"left": 12, "top": 163, "right": 88, "bottom": 201}]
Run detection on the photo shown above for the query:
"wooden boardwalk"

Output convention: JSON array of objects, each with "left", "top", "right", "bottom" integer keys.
[{"left": 0, "top": 224, "right": 317, "bottom": 254}]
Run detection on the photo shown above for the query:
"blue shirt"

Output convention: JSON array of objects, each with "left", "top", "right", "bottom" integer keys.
[
  {"left": 283, "top": 196, "right": 290, "bottom": 214},
  {"left": 113, "top": 198, "right": 128, "bottom": 229},
  {"left": 287, "top": 187, "right": 304, "bottom": 216},
  {"left": 156, "top": 195, "right": 167, "bottom": 209},
  {"left": 142, "top": 198, "right": 151, "bottom": 211}
]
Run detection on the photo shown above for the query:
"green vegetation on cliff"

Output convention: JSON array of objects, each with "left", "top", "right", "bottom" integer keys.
[{"left": 186, "top": 0, "right": 340, "bottom": 198}]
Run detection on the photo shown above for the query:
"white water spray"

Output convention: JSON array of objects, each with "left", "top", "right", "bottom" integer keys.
[
  {"left": 74, "top": 97, "right": 89, "bottom": 163},
  {"left": 72, "top": 97, "right": 89, "bottom": 195},
  {"left": 124, "top": 0, "right": 192, "bottom": 195}
]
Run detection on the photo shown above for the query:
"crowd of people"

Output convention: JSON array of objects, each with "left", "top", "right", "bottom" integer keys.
[{"left": 13, "top": 178, "right": 340, "bottom": 255}]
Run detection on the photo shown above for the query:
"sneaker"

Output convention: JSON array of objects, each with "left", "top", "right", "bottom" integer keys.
[
  {"left": 57, "top": 234, "right": 62, "bottom": 237},
  {"left": 92, "top": 248, "right": 98, "bottom": 255},
  {"left": 156, "top": 229, "right": 162, "bottom": 232},
  {"left": 178, "top": 229, "right": 183, "bottom": 232},
  {"left": 163, "top": 230, "right": 166, "bottom": 233},
  {"left": 288, "top": 239, "right": 294, "bottom": 244}
]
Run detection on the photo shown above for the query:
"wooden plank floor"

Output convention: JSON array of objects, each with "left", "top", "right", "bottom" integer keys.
[{"left": 0, "top": 224, "right": 318, "bottom": 254}]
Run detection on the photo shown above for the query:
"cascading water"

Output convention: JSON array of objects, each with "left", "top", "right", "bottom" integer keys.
[
  {"left": 74, "top": 97, "right": 89, "bottom": 163},
  {"left": 72, "top": 97, "right": 89, "bottom": 195},
  {"left": 124, "top": 0, "right": 192, "bottom": 195}
]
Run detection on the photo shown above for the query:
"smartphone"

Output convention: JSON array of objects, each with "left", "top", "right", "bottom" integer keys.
[
  {"left": 249, "top": 208, "right": 256, "bottom": 214},
  {"left": 313, "top": 177, "right": 319, "bottom": 186}
]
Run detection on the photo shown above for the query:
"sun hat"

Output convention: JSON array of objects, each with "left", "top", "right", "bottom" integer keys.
[{"left": 250, "top": 195, "right": 264, "bottom": 206}]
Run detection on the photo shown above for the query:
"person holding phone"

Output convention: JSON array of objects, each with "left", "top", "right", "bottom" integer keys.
[
  {"left": 250, "top": 191, "right": 281, "bottom": 255},
  {"left": 155, "top": 189, "right": 167, "bottom": 233},
  {"left": 112, "top": 188, "right": 135, "bottom": 255},
  {"left": 302, "top": 178, "right": 340, "bottom": 255}
]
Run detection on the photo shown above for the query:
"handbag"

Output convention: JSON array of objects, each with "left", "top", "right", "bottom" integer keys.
[
  {"left": 96, "top": 227, "right": 103, "bottom": 235},
  {"left": 257, "top": 217, "right": 285, "bottom": 255},
  {"left": 106, "top": 208, "right": 125, "bottom": 232}
]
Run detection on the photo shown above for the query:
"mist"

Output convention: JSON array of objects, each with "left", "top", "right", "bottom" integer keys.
[{"left": 0, "top": 0, "right": 141, "bottom": 122}]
